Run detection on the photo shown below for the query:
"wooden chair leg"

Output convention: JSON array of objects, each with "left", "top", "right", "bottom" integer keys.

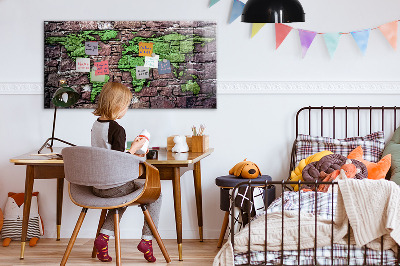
[
  {"left": 114, "top": 210, "right": 121, "bottom": 266},
  {"left": 217, "top": 211, "right": 230, "bottom": 248},
  {"left": 60, "top": 208, "right": 88, "bottom": 266},
  {"left": 141, "top": 205, "right": 171, "bottom": 263},
  {"left": 92, "top": 209, "right": 108, "bottom": 258}
]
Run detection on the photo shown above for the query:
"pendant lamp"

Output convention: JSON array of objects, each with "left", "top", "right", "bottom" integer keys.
[
  {"left": 38, "top": 80, "right": 80, "bottom": 154},
  {"left": 241, "top": 0, "right": 305, "bottom": 23}
]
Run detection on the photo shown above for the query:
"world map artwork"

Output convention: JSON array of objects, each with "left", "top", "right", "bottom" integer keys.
[{"left": 44, "top": 21, "right": 217, "bottom": 109}]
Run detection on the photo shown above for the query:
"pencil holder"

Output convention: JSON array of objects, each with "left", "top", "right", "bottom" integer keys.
[{"left": 191, "top": 135, "right": 209, "bottom": 153}]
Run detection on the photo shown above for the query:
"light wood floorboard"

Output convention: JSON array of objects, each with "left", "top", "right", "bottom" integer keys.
[{"left": 0, "top": 239, "right": 222, "bottom": 265}]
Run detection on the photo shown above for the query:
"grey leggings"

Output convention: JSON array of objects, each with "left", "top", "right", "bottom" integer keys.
[{"left": 92, "top": 180, "right": 162, "bottom": 240}]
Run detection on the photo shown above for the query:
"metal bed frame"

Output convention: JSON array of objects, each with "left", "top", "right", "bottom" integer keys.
[{"left": 230, "top": 106, "right": 400, "bottom": 266}]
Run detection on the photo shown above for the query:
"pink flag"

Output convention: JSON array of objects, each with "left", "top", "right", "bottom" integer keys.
[
  {"left": 275, "top": 23, "right": 293, "bottom": 49},
  {"left": 298, "top": 29, "right": 317, "bottom": 58},
  {"left": 378, "top": 21, "right": 398, "bottom": 50}
]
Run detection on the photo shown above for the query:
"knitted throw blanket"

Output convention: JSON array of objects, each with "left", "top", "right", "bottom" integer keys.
[{"left": 335, "top": 178, "right": 400, "bottom": 251}]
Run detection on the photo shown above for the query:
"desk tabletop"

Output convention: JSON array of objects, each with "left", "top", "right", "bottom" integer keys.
[{"left": 10, "top": 147, "right": 214, "bottom": 166}]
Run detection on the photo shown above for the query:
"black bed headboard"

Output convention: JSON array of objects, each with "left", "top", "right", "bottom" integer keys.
[
  {"left": 289, "top": 106, "right": 400, "bottom": 180},
  {"left": 296, "top": 106, "right": 400, "bottom": 138}
]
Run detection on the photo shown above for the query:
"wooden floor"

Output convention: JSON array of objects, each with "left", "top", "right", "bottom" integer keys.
[{"left": 0, "top": 239, "right": 221, "bottom": 265}]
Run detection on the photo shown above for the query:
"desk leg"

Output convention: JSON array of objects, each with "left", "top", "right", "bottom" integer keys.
[
  {"left": 20, "top": 165, "right": 35, "bottom": 259},
  {"left": 172, "top": 167, "right": 183, "bottom": 261},
  {"left": 193, "top": 161, "right": 203, "bottom": 242},
  {"left": 56, "top": 178, "right": 64, "bottom": 241}
]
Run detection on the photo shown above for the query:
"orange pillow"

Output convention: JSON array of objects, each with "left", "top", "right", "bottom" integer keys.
[{"left": 347, "top": 146, "right": 391, "bottom": 180}]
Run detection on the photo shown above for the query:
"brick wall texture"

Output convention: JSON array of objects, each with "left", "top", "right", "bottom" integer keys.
[{"left": 44, "top": 21, "right": 217, "bottom": 109}]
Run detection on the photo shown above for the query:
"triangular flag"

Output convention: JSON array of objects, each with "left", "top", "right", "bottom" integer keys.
[
  {"left": 298, "top": 29, "right": 317, "bottom": 58},
  {"left": 323, "top": 33, "right": 341, "bottom": 58},
  {"left": 209, "top": 0, "right": 220, "bottom": 7},
  {"left": 378, "top": 21, "right": 397, "bottom": 50},
  {"left": 251, "top": 23, "right": 266, "bottom": 38},
  {"left": 351, "top": 29, "right": 370, "bottom": 55},
  {"left": 229, "top": 0, "right": 245, "bottom": 24},
  {"left": 275, "top": 23, "right": 293, "bottom": 49}
]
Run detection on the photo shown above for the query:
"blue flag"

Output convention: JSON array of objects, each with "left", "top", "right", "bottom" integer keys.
[
  {"left": 351, "top": 29, "right": 371, "bottom": 55},
  {"left": 229, "top": 0, "right": 245, "bottom": 24}
]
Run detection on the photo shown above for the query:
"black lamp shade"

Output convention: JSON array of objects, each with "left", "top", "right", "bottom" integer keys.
[
  {"left": 241, "top": 0, "right": 305, "bottom": 23},
  {"left": 52, "top": 86, "right": 80, "bottom": 108}
]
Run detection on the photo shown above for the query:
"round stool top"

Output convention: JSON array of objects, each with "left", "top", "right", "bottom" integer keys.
[{"left": 215, "top": 175, "right": 272, "bottom": 188}]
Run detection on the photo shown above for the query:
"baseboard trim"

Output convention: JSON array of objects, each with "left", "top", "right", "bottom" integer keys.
[{"left": 1, "top": 81, "right": 400, "bottom": 95}]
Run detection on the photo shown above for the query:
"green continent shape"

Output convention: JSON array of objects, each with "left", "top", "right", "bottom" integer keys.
[
  {"left": 118, "top": 32, "right": 215, "bottom": 92},
  {"left": 181, "top": 80, "right": 200, "bottom": 95},
  {"left": 45, "top": 30, "right": 119, "bottom": 60},
  {"left": 90, "top": 75, "right": 110, "bottom": 102}
]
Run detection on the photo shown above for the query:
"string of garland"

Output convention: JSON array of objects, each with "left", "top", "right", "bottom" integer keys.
[{"left": 210, "top": 0, "right": 399, "bottom": 58}]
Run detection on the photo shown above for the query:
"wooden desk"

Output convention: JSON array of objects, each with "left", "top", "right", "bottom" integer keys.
[{"left": 10, "top": 147, "right": 213, "bottom": 261}]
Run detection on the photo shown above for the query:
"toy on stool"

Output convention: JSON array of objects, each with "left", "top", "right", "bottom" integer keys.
[
  {"left": 1, "top": 192, "right": 44, "bottom": 247},
  {"left": 229, "top": 159, "right": 261, "bottom": 179}
]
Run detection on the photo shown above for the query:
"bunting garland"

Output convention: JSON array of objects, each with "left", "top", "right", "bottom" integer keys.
[
  {"left": 298, "top": 30, "right": 317, "bottom": 58},
  {"left": 229, "top": 0, "right": 245, "bottom": 24},
  {"left": 323, "top": 33, "right": 341, "bottom": 58},
  {"left": 209, "top": 0, "right": 220, "bottom": 7},
  {"left": 378, "top": 21, "right": 397, "bottom": 50},
  {"left": 251, "top": 23, "right": 266, "bottom": 38},
  {"left": 209, "top": 1, "right": 400, "bottom": 58},
  {"left": 351, "top": 29, "right": 370, "bottom": 55},
  {"left": 275, "top": 23, "right": 292, "bottom": 49}
]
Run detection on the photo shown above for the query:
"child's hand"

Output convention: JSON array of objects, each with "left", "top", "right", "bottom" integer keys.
[
  {"left": 134, "top": 148, "right": 149, "bottom": 157},
  {"left": 128, "top": 137, "right": 147, "bottom": 155}
]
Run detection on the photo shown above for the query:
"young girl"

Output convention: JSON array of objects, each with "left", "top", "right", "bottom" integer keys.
[{"left": 91, "top": 82, "right": 162, "bottom": 263}]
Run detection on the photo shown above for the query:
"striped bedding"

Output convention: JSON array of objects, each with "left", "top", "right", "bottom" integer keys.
[{"left": 234, "top": 191, "right": 397, "bottom": 265}]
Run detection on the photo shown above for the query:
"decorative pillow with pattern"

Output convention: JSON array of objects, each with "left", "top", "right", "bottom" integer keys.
[{"left": 294, "top": 131, "right": 385, "bottom": 167}]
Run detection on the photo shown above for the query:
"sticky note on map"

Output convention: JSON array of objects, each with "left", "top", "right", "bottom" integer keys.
[
  {"left": 136, "top": 66, "right": 150, "bottom": 79},
  {"left": 139, "top": 42, "right": 154, "bottom": 57},
  {"left": 76, "top": 58, "right": 90, "bottom": 72},
  {"left": 85, "top": 42, "right": 98, "bottom": 55},
  {"left": 94, "top": 61, "right": 109, "bottom": 76},
  {"left": 90, "top": 67, "right": 106, "bottom": 82},
  {"left": 158, "top": 60, "right": 172, "bottom": 74},
  {"left": 144, "top": 55, "right": 159, "bottom": 69}
]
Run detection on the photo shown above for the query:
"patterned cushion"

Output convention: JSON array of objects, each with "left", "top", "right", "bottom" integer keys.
[{"left": 295, "top": 131, "right": 385, "bottom": 166}]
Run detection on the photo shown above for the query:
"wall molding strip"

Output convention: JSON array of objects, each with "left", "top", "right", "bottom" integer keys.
[{"left": 1, "top": 81, "right": 400, "bottom": 95}]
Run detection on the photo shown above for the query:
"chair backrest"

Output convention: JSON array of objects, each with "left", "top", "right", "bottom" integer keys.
[{"left": 62, "top": 146, "right": 145, "bottom": 187}]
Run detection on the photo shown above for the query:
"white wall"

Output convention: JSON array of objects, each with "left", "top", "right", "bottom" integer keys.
[{"left": 1, "top": 0, "right": 400, "bottom": 239}]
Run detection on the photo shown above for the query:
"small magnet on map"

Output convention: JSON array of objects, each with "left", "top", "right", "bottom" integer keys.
[
  {"left": 152, "top": 53, "right": 156, "bottom": 57},
  {"left": 163, "top": 59, "right": 167, "bottom": 63}
]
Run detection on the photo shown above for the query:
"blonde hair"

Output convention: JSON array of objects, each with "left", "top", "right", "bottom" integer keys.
[{"left": 93, "top": 82, "right": 132, "bottom": 120}]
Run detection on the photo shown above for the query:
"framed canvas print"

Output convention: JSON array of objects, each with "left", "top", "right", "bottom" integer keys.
[{"left": 44, "top": 21, "right": 217, "bottom": 109}]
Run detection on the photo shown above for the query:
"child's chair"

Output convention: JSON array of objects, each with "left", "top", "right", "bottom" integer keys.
[{"left": 60, "top": 146, "right": 171, "bottom": 265}]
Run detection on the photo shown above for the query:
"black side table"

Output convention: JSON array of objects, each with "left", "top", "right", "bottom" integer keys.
[{"left": 215, "top": 175, "right": 275, "bottom": 248}]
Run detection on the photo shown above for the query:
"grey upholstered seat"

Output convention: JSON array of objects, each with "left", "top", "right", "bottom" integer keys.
[
  {"left": 60, "top": 146, "right": 170, "bottom": 265},
  {"left": 69, "top": 181, "right": 144, "bottom": 208}
]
